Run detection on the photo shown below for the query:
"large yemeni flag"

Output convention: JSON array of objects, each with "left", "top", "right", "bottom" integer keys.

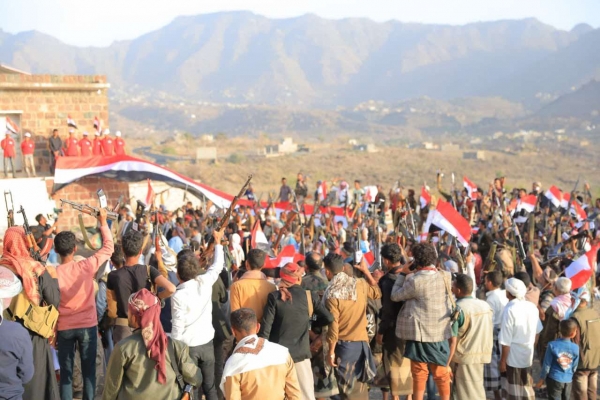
[
  {"left": 565, "top": 245, "right": 598, "bottom": 289},
  {"left": 425, "top": 199, "right": 472, "bottom": 246},
  {"left": 561, "top": 192, "right": 571, "bottom": 209},
  {"left": 545, "top": 185, "right": 563, "bottom": 208},
  {"left": 463, "top": 176, "right": 477, "bottom": 199},
  {"left": 420, "top": 186, "right": 431, "bottom": 209}
]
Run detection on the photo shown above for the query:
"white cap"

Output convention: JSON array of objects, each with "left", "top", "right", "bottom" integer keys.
[
  {"left": 83, "top": 131, "right": 88, "bottom": 136},
  {"left": 115, "top": 131, "right": 122, "bottom": 137},
  {"left": 103, "top": 129, "right": 110, "bottom": 135},
  {"left": 95, "top": 131, "right": 100, "bottom": 136},
  {"left": 69, "top": 128, "right": 74, "bottom": 133},
  {"left": 24, "top": 132, "right": 31, "bottom": 137}
]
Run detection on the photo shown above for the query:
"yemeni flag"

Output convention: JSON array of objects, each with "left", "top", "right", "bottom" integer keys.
[
  {"left": 570, "top": 201, "right": 587, "bottom": 222},
  {"left": 420, "top": 186, "right": 431, "bottom": 209},
  {"left": 424, "top": 199, "right": 472, "bottom": 246},
  {"left": 251, "top": 219, "right": 270, "bottom": 252},
  {"left": 263, "top": 245, "right": 297, "bottom": 269},
  {"left": 93, "top": 117, "right": 101, "bottom": 132},
  {"left": 517, "top": 194, "right": 537, "bottom": 213},
  {"left": 317, "top": 181, "right": 328, "bottom": 202},
  {"left": 565, "top": 245, "right": 598, "bottom": 289},
  {"left": 560, "top": 192, "right": 572, "bottom": 209},
  {"left": 463, "top": 176, "right": 477, "bottom": 199},
  {"left": 145, "top": 179, "right": 155, "bottom": 206},
  {"left": 545, "top": 185, "right": 563, "bottom": 208},
  {"left": 67, "top": 115, "right": 78, "bottom": 129},
  {"left": 5, "top": 117, "right": 19, "bottom": 134}
]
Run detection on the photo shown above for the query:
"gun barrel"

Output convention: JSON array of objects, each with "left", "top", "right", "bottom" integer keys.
[{"left": 60, "top": 199, "right": 119, "bottom": 221}]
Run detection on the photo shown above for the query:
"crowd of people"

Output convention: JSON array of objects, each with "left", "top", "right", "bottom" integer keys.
[
  {"left": 0, "top": 170, "right": 599, "bottom": 400},
  {"left": 0, "top": 127, "right": 127, "bottom": 178}
]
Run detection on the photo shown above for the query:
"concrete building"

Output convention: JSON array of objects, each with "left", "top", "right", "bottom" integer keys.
[
  {"left": 196, "top": 147, "right": 218, "bottom": 162},
  {"left": 0, "top": 65, "right": 110, "bottom": 173},
  {"left": 353, "top": 143, "right": 378, "bottom": 153},
  {"left": 264, "top": 137, "right": 298, "bottom": 156},
  {"left": 463, "top": 151, "right": 486, "bottom": 160}
]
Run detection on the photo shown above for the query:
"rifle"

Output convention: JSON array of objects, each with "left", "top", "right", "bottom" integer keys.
[
  {"left": 4, "top": 190, "right": 14, "bottom": 227},
  {"left": 272, "top": 208, "right": 298, "bottom": 253},
  {"left": 198, "top": 175, "right": 252, "bottom": 266},
  {"left": 60, "top": 199, "right": 119, "bottom": 220},
  {"left": 17, "top": 206, "right": 44, "bottom": 263}
]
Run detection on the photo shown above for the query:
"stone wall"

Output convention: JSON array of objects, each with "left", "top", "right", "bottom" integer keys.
[
  {"left": 0, "top": 73, "right": 109, "bottom": 173},
  {"left": 48, "top": 176, "right": 129, "bottom": 231}
]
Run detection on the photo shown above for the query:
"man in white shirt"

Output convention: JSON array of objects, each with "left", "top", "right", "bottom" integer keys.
[
  {"left": 484, "top": 270, "right": 509, "bottom": 400},
  {"left": 499, "top": 277, "right": 542, "bottom": 400},
  {"left": 171, "top": 228, "right": 225, "bottom": 400}
]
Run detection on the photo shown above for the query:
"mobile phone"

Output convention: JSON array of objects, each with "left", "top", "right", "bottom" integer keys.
[{"left": 97, "top": 189, "right": 107, "bottom": 209}]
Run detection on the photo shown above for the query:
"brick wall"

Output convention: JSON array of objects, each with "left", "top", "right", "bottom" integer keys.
[
  {"left": 0, "top": 73, "right": 109, "bottom": 173},
  {"left": 47, "top": 177, "right": 129, "bottom": 231}
]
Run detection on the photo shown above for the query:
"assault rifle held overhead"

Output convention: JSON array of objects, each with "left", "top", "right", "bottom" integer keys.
[{"left": 60, "top": 199, "right": 119, "bottom": 220}]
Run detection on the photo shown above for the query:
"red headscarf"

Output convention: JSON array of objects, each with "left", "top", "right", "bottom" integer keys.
[
  {"left": 279, "top": 262, "right": 303, "bottom": 302},
  {"left": 128, "top": 289, "right": 168, "bottom": 384},
  {"left": 0, "top": 226, "right": 46, "bottom": 304}
]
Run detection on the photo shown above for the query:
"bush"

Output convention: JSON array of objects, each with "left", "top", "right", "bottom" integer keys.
[
  {"left": 227, "top": 152, "right": 245, "bottom": 164},
  {"left": 161, "top": 147, "right": 177, "bottom": 155}
]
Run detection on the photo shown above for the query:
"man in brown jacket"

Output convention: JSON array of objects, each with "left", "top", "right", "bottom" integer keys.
[
  {"left": 230, "top": 249, "right": 277, "bottom": 322},
  {"left": 324, "top": 252, "right": 381, "bottom": 399}
]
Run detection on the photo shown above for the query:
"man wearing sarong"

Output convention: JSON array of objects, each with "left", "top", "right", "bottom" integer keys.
[
  {"left": 483, "top": 270, "right": 508, "bottom": 400},
  {"left": 324, "top": 252, "right": 381, "bottom": 400},
  {"left": 450, "top": 274, "right": 493, "bottom": 399},
  {"left": 376, "top": 243, "right": 413, "bottom": 400},
  {"left": 221, "top": 308, "right": 301, "bottom": 400},
  {"left": 499, "top": 278, "right": 542, "bottom": 400}
]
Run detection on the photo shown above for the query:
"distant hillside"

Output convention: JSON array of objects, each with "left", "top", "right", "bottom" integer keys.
[
  {"left": 536, "top": 80, "right": 600, "bottom": 118},
  {"left": 0, "top": 12, "right": 597, "bottom": 106}
]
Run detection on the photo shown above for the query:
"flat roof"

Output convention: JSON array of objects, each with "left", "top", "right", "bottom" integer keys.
[{"left": 0, "top": 64, "right": 31, "bottom": 75}]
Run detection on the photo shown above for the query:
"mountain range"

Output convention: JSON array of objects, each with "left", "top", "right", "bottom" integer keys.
[{"left": 1, "top": 11, "right": 599, "bottom": 107}]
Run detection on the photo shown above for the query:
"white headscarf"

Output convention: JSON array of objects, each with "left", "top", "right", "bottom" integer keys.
[
  {"left": 0, "top": 266, "right": 23, "bottom": 324},
  {"left": 231, "top": 233, "right": 245, "bottom": 268},
  {"left": 505, "top": 278, "right": 527, "bottom": 300}
]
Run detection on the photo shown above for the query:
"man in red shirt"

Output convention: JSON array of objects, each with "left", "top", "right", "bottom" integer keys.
[
  {"left": 21, "top": 132, "right": 36, "bottom": 177},
  {"left": 114, "top": 131, "right": 126, "bottom": 155},
  {"left": 79, "top": 132, "right": 92, "bottom": 157},
  {"left": 64, "top": 129, "right": 79, "bottom": 157},
  {"left": 92, "top": 131, "right": 102, "bottom": 156},
  {"left": 101, "top": 129, "right": 114, "bottom": 156},
  {"left": 1, "top": 131, "right": 16, "bottom": 178}
]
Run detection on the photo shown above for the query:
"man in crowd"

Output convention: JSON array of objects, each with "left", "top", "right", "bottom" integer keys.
[
  {"left": 0, "top": 267, "right": 34, "bottom": 400},
  {"left": 230, "top": 249, "right": 277, "bottom": 322},
  {"left": 278, "top": 177, "right": 293, "bottom": 202},
  {"left": 20, "top": 132, "right": 36, "bottom": 177},
  {"left": 450, "top": 274, "right": 493, "bottom": 399},
  {"left": 376, "top": 243, "right": 412, "bottom": 400},
  {"left": 79, "top": 132, "right": 92, "bottom": 157},
  {"left": 92, "top": 131, "right": 103, "bottom": 156},
  {"left": 106, "top": 230, "right": 176, "bottom": 343},
  {"left": 101, "top": 129, "right": 114, "bottom": 156},
  {"left": 570, "top": 288, "right": 600, "bottom": 399},
  {"left": 222, "top": 308, "right": 301, "bottom": 400},
  {"left": 295, "top": 172, "right": 308, "bottom": 204},
  {"left": 1, "top": 130, "right": 16, "bottom": 178},
  {"left": 499, "top": 278, "right": 543, "bottom": 400},
  {"left": 48, "top": 128, "right": 63, "bottom": 174},
  {"left": 301, "top": 252, "right": 328, "bottom": 296},
  {"left": 65, "top": 129, "right": 79, "bottom": 156},
  {"left": 114, "top": 131, "right": 126, "bottom": 155},
  {"left": 484, "top": 270, "right": 508, "bottom": 400},
  {"left": 324, "top": 252, "right": 381, "bottom": 399},
  {"left": 171, "top": 228, "right": 224, "bottom": 400},
  {"left": 54, "top": 208, "right": 113, "bottom": 400}
]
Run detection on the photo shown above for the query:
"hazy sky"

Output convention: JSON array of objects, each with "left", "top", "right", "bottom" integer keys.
[{"left": 1, "top": 0, "right": 598, "bottom": 47}]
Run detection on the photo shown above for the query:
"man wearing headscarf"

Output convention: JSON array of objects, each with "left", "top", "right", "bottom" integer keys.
[
  {"left": 498, "top": 278, "right": 542, "bottom": 400},
  {"left": 0, "top": 267, "right": 34, "bottom": 399},
  {"left": 103, "top": 289, "right": 202, "bottom": 400},
  {"left": 259, "top": 263, "right": 333, "bottom": 400},
  {"left": 0, "top": 226, "right": 61, "bottom": 400},
  {"left": 230, "top": 233, "right": 245, "bottom": 269}
]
